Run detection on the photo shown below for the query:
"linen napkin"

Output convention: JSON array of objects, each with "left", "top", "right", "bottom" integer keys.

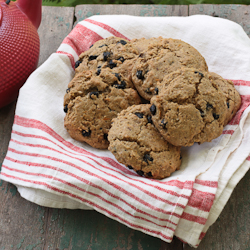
[{"left": 1, "top": 15, "right": 250, "bottom": 247}]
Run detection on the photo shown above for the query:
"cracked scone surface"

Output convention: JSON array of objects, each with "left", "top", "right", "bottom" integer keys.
[
  {"left": 64, "top": 68, "right": 135, "bottom": 106},
  {"left": 64, "top": 69, "right": 141, "bottom": 149},
  {"left": 130, "top": 37, "right": 162, "bottom": 53},
  {"left": 108, "top": 104, "right": 182, "bottom": 179},
  {"left": 75, "top": 36, "right": 139, "bottom": 86},
  {"left": 131, "top": 38, "right": 208, "bottom": 100},
  {"left": 208, "top": 72, "right": 241, "bottom": 125},
  {"left": 150, "top": 68, "right": 231, "bottom": 147}
]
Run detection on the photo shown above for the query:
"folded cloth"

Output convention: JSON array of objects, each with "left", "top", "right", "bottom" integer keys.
[{"left": 1, "top": 15, "right": 250, "bottom": 247}]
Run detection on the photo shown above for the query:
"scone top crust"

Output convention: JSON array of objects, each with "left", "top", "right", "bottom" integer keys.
[
  {"left": 108, "top": 104, "right": 181, "bottom": 179},
  {"left": 75, "top": 36, "right": 139, "bottom": 84},
  {"left": 208, "top": 72, "right": 241, "bottom": 125},
  {"left": 64, "top": 68, "right": 135, "bottom": 107},
  {"left": 62, "top": 36, "right": 242, "bottom": 180},
  {"left": 64, "top": 68, "right": 141, "bottom": 149},
  {"left": 150, "top": 68, "right": 229, "bottom": 147},
  {"left": 132, "top": 38, "right": 208, "bottom": 100},
  {"left": 130, "top": 37, "right": 164, "bottom": 54}
]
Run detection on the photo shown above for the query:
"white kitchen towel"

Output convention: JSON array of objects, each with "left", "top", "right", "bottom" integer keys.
[{"left": 1, "top": 15, "right": 250, "bottom": 247}]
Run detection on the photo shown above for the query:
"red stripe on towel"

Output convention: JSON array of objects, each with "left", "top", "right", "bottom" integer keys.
[
  {"left": 181, "top": 212, "right": 207, "bottom": 225},
  {"left": 61, "top": 24, "right": 103, "bottom": 56},
  {"left": 9, "top": 139, "right": 190, "bottom": 209},
  {"left": 13, "top": 116, "right": 194, "bottom": 190},
  {"left": 4, "top": 147, "right": 213, "bottom": 225},
  {"left": 229, "top": 95, "right": 250, "bottom": 125},
  {"left": 3, "top": 161, "right": 176, "bottom": 229},
  {"left": 231, "top": 79, "right": 250, "bottom": 86},
  {"left": 194, "top": 179, "right": 218, "bottom": 188},
  {"left": 7, "top": 146, "right": 186, "bottom": 216},
  {"left": 12, "top": 130, "right": 190, "bottom": 193},
  {"left": 56, "top": 51, "right": 75, "bottom": 68},
  {"left": 84, "top": 19, "right": 129, "bottom": 40},
  {"left": 186, "top": 189, "right": 215, "bottom": 212},
  {"left": 222, "top": 130, "right": 234, "bottom": 135},
  {"left": 0, "top": 171, "right": 173, "bottom": 241},
  {"left": 199, "top": 232, "right": 206, "bottom": 240},
  {"left": 11, "top": 132, "right": 217, "bottom": 211}
]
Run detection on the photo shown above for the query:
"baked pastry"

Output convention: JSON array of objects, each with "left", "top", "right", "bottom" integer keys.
[
  {"left": 131, "top": 37, "right": 208, "bottom": 100},
  {"left": 64, "top": 69, "right": 141, "bottom": 149},
  {"left": 130, "top": 37, "right": 162, "bottom": 53},
  {"left": 150, "top": 68, "right": 232, "bottom": 147},
  {"left": 63, "top": 36, "right": 240, "bottom": 180},
  {"left": 208, "top": 72, "right": 241, "bottom": 125},
  {"left": 75, "top": 36, "right": 139, "bottom": 86},
  {"left": 108, "top": 104, "right": 182, "bottom": 179}
]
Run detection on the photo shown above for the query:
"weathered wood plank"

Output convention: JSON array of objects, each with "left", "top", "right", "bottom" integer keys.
[
  {"left": 0, "top": 103, "right": 16, "bottom": 166},
  {"left": 189, "top": 4, "right": 250, "bottom": 37},
  {"left": 0, "top": 183, "right": 48, "bottom": 249},
  {"left": 75, "top": 4, "right": 188, "bottom": 24},
  {"left": 38, "top": 6, "right": 75, "bottom": 66},
  {"left": 42, "top": 209, "right": 183, "bottom": 250}
]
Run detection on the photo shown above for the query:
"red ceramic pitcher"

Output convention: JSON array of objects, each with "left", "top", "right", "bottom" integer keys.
[{"left": 0, "top": 0, "right": 42, "bottom": 108}]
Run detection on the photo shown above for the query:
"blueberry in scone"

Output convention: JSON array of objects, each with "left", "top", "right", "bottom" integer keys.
[
  {"left": 150, "top": 68, "right": 232, "bottom": 147},
  {"left": 108, "top": 104, "right": 181, "bottom": 179},
  {"left": 64, "top": 68, "right": 141, "bottom": 149},
  {"left": 132, "top": 37, "right": 208, "bottom": 100}
]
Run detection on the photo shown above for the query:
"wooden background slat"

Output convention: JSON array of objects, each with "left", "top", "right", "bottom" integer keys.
[
  {"left": 0, "top": 4, "right": 249, "bottom": 250},
  {"left": 38, "top": 6, "right": 75, "bottom": 66},
  {"left": 75, "top": 4, "right": 188, "bottom": 24}
]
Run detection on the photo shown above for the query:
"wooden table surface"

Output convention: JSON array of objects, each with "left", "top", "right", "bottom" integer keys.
[{"left": 0, "top": 4, "right": 250, "bottom": 250}]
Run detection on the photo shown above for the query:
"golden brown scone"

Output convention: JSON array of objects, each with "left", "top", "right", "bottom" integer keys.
[
  {"left": 64, "top": 68, "right": 141, "bottom": 149},
  {"left": 132, "top": 37, "right": 208, "bottom": 100},
  {"left": 75, "top": 36, "right": 139, "bottom": 87},
  {"left": 108, "top": 104, "right": 181, "bottom": 179},
  {"left": 150, "top": 68, "right": 230, "bottom": 147},
  {"left": 208, "top": 72, "right": 241, "bottom": 125}
]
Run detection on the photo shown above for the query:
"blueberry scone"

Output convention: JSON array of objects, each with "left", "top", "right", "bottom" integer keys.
[
  {"left": 150, "top": 68, "right": 236, "bottom": 147},
  {"left": 108, "top": 104, "right": 182, "bottom": 179},
  {"left": 64, "top": 68, "right": 141, "bottom": 149},
  {"left": 132, "top": 38, "right": 208, "bottom": 100},
  {"left": 75, "top": 36, "right": 140, "bottom": 87}
]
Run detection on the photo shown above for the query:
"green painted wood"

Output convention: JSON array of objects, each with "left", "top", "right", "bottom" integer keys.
[
  {"left": 74, "top": 4, "right": 188, "bottom": 24},
  {"left": 42, "top": 209, "right": 183, "bottom": 249},
  {"left": 0, "top": 184, "right": 48, "bottom": 249},
  {"left": 38, "top": 6, "right": 75, "bottom": 66}
]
